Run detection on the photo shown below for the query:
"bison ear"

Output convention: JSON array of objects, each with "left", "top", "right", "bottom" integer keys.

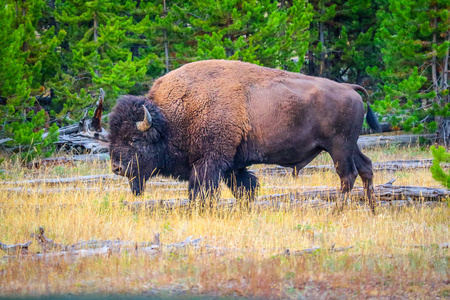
[{"left": 136, "top": 105, "right": 152, "bottom": 132}]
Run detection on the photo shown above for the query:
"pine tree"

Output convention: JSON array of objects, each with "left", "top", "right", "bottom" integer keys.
[
  {"left": 0, "top": 1, "right": 31, "bottom": 104},
  {"left": 430, "top": 145, "right": 450, "bottom": 188},
  {"left": 0, "top": 0, "right": 59, "bottom": 162},
  {"left": 191, "top": 0, "right": 313, "bottom": 71},
  {"left": 53, "top": 0, "right": 154, "bottom": 119},
  {"left": 305, "top": 0, "right": 382, "bottom": 85},
  {"left": 369, "top": 0, "right": 450, "bottom": 137},
  {"left": 134, "top": 0, "right": 197, "bottom": 74},
  {"left": 305, "top": 0, "right": 336, "bottom": 77},
  {"left": 335, "top": 0, "right": 382, "bottom": 84}
]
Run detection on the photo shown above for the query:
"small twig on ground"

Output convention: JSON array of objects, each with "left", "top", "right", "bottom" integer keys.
[{"left": 384, "top": 178, "right": 396, "bottom": 185}]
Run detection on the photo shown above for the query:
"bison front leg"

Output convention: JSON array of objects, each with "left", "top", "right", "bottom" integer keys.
[
  {"left": 129, "top": 175, "right": 148, "bottom": 196},
  {"left": 335, "top": 177, "right": 357, "bottom": 213},
  {"left": 331, "top": 153, "right": 358, "bottom": 214},
  {"left": 188, "top": 162, "right": 222, "bottom": 209},
  {"left": 224, "top": 168, "right": 259, "bottom": 206}
]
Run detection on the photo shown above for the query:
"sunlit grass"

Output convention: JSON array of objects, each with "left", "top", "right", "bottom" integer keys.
[{"left": 0, "top": 146, "right": 449, "bottom": 298}]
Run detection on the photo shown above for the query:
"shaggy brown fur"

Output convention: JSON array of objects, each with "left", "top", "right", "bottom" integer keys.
[{"left": 109, "top": 60, "right": 381, "bottom": 212}]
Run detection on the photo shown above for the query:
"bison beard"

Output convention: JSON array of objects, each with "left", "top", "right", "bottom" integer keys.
[{"left": 108, "top": 60, "right": 381, "bottom": 213}]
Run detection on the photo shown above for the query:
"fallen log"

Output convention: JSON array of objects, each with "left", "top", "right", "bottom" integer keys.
[
  {"left": 254, "top": 179, "right": 450, "bottom": 203},
  {"left": 0, "top": 175, "right": 184, "bottom": 188},
  {"left": 2, "top": 228, "right": 202, "bottom": 261},
  {"left": 122, "top": 182, "right": 450, "bottom": 212},
  {"left": 30, "top": 227, "right": 158, "bottom": 253},
  {"left": 357, "top": 134, "right": 436, "bottom": 148},
  {"left": 256, "top": 159, "right": 449, "bottom": 177},
  {"left": 26, "top": 154, "right": 110, "bottom": 169},
  {"left": 0, "top": 186, "right": 186, "bottom": 196},
  {"left": 0, "top": 241, "right": 32, "bottom": 255},
  {"left": 2, "top": 244, "right": 160, "bottom": 260},
  {"left": 0, "top": 195, "right": 443, "bottom": 217},
  {"left": 2, "top": 172, "right": 448, "bottom": 210},
  {"left": 2, "top": 227, "right": 354, "bottom": 261},
  {"left": 56, "top": 134, "right": 109, "bottom": 153},
  {"left": 281, "top": 244, "right": 354, "bottom": 256},
  {"left": 397, "top": 243, "right": 450, "bottom": 249},
  {"left": 55, "top": 123, "right": 79, "bottom": 135},
  {"left": 0, "top": 174, "right": 122, "bottom": 186},
  {"left": 201, "top": 243, "right": 354, "bottom": 256}
]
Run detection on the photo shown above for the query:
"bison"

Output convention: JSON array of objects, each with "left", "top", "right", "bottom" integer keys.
[{"left": 109, "top": 60, "right": 381, "bottom": 212}]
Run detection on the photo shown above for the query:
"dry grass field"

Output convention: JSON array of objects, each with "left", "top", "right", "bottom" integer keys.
[{"left": 0, "top": 145, "right": 449, "bottom": 299}]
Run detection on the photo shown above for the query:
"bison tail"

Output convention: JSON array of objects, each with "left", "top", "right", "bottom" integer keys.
[
  {"left": 366, "top": 103, "right": 382, "bottom": 133},
  {"left": 345, "top": 83, "right": 382, "bottom": 133},
  {"left": 344, "top": 83, "right": 369, "bottom": 99}
]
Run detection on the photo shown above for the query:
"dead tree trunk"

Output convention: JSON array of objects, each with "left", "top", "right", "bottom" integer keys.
[
  {"left": 56, "top": 89, "right": 109, "bottom": 153},
  {"left": 436, "top": 117, "right": 450, "bottom": 147}
]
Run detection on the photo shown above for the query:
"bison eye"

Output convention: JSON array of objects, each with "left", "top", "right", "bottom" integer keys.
[{"left": 128, "top": 141, "right": 134, "bottom": 146}]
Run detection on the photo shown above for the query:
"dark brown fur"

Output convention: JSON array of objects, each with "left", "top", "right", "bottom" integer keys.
[{"left": 109, "top": 60, "right": 380, "bottom": 212}]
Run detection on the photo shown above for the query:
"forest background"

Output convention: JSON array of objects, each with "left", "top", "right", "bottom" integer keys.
[{"left": 0, "top": 0, "right": 449, "bottom": 161}]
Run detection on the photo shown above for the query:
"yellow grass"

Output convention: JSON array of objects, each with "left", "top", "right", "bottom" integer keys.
[{"left": 0, "top": 145, "right": 449, "bottom": 298}]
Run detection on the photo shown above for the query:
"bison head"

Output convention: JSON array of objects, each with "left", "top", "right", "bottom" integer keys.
[{"left": 109, "top": 95, "right": 168, "bottom": 195}]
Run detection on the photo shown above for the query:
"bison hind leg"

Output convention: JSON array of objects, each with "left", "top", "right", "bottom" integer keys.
[
  {"left": 224, "top": 168, "right": 259, "bottom": 205},
  {"left": 354, "top": 148, "right": 377, "bottom": 214}
]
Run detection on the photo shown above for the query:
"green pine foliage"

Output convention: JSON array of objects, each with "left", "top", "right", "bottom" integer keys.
[
  {"left": 192, "top": 0, "right": 313, "bottom": 71},
  {"left": 430, "top": 145, "right": 450, "bottom": 188},
  {"left": 5, "top": 109, "right": 59, "bottom": 161},
  {"left": 136, "top": 1, "right": 194, "bottom": 72},
  {"left": 305, "top": 0, "right": 381, "bottom": 84},
  {"left": 53, "top": 0, "right": 154, "bottom": 118},
  {"left": 369, "top": 0, "right": 450, "bottom": 133},
  {"left": 0, "top": 0, "right": 59, "bottom": 162}
]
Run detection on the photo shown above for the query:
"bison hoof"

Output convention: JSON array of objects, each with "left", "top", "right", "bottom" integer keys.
[{"left": 129, "top": 180, "right": 144, "bottom": 196}]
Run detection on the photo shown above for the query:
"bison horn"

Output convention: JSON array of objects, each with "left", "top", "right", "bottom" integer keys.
[{"left": 136, "top": 105, "right": 152, "bottom": 132}]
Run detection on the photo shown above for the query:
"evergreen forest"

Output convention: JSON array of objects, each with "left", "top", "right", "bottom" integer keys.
[{"left": 0, "top": 0, "right": 449, "bottom": 160}]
